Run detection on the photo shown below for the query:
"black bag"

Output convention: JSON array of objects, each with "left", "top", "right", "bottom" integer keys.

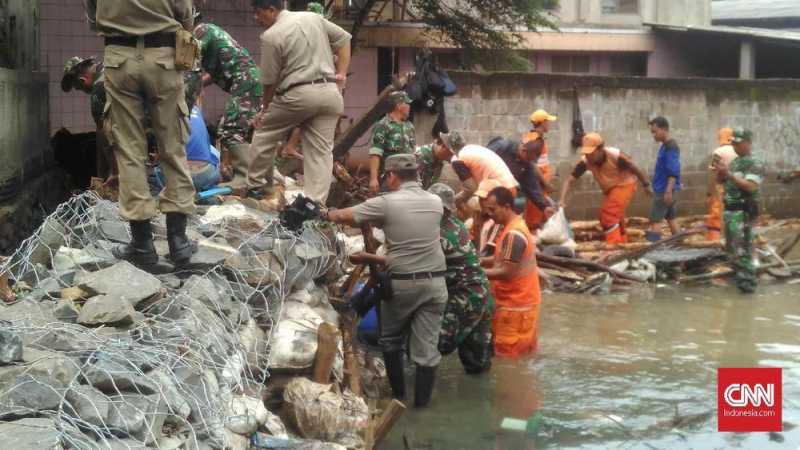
[{"left": 279, "top": 194, "right": 322, "bottom": 231}]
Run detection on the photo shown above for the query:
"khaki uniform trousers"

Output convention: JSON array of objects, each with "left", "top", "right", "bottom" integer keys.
[
  {"left": 103, "top": 44, "right": 195, "bottom": 221},
  {"left": 247, "top": 83, "right": 343, "bottom": 203},
  {"left": 379, "top": 276, "right": 448, "bottom": 367}
]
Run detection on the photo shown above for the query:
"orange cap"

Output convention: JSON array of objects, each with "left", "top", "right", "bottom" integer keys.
[
  {"left": 718, "top": 127, "right": 733, "bottom": 146},
  {"left": 580, "top": 132, "right": 604, "bottom": 155},
  {"left": 475, "top": 179, "right": 502, "bottom": 199},
  {"left": 529, "top": 109, "right": 557, "bottom": 124}
]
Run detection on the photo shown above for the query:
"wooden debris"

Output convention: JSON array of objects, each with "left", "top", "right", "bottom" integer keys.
[
  {"left": 605, "top": 230, "right": 702, "bottom": 265},
  {"left": 0, "top": 269, "right": 15, "bottom": 304},
  {"left": 679, "top": 259, "right": 800, "bottom": 283},
  {"left": 312, "top": 322, "right": 341, "bottom": 384},
  {"left": 373, "top": 399, "right": 406, "bottom": 447},
  {"left": 537, "top": 254, "right": 645, "bottom": 283},
  {"left": 60, "top": 287, "right": 87, "bottom": 302}
]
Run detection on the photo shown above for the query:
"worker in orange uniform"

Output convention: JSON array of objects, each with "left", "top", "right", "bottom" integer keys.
[
  {"left": 447, "top": 134, "right": 519, "bottom": 205},
  {"left": 482, "top": 186, "right": 541, "bottom": 358},
  {"left": 559, "top": 133, "right": 653, "bottom": 244},
  {"left": 523, "top": 109, "right": 557, "bottom": 186},
  {"left": 705, "top": 127, "right": 737, "bottom": 241}
]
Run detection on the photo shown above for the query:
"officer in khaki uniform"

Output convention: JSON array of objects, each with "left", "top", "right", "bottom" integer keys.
[
  {"left": 249, "top": 0, "right": 352, "bottom": 203},
  {"left": 324, "top": 154, "right": 448, "bottom": 408},
  {"left": 83, "top": 0, "right": 196, "bottom": 267}
]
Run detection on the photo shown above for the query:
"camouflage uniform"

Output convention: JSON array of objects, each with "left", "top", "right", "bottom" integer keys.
[
  {"left": 723, "top": 154, "right": 764, "bottom": 293},
  {"left": 438, "top": 214, "right": 495, "bottom": 373},
  {"left": 415, "top": 143, "right": 444, "bottom": 189},
  {"left": 194, "top": 22, "right": 263, "bottom": 150},
  {"left": 369, "top": 115, "right": 416, "bottom": 173}
]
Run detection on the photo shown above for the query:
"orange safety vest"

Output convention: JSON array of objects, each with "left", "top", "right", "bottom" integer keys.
[
  {"left": 490, "top": 215, "right": 542, "bottom": 357},
  {"left": 583, "top": 147, "right": 637, "bottom": 194}
]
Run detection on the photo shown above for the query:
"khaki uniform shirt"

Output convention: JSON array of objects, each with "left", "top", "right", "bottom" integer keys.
[
  {"left": 259, "top": 11, "right": 351, "bottom": 92},
  {"left": 352, "top": 181, "right": 446, "bottom": 275},
  {"left": 84, "top": 0, "right": 192, "bottom": 37}
]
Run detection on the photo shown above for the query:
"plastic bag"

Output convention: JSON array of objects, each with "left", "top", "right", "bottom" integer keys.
[{"left": 537, "top": 208, "right": 572, "bottom": 245}]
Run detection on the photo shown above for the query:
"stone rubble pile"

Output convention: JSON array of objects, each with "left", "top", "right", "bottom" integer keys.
[{"left": 0, "top": 192, "right": 366, "bottom": 450}]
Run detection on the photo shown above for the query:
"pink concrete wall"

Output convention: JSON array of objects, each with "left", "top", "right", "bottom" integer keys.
[{"left": 40, "top": 0, "right": 382, "bottom": 140}]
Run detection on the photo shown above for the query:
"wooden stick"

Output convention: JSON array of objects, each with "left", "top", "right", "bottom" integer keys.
[
  {"left": 536, "top": 254, "right": 645, "bottom": 283},
  {"left": 373, "top": 399, "right": 407, "bottom": 447},
  {"left": 605, "top": 230, "right": 702, "bottom": 265},
  {"left": 313, "top": 322, "right": 341, "bottom": 384},
  {"left": 679, "top": 259, "right": 800, "bottom": 283},
  {"left": 333, "top": 75, "right": 407, "bottom": 159},
  {"left": 777, "top": 232, "right": 800, "bottom": 258}
]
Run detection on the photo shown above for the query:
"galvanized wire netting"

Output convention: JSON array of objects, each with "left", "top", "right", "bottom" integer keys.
[{"left": 0, "top": 192, "right": 344, "bottom": 449}]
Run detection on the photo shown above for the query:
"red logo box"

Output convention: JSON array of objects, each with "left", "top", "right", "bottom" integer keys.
[{"left": 718, "top": 368, "right": 782, "bottom": 432}]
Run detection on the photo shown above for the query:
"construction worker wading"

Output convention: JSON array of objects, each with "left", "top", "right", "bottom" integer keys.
[
  {"left": 247, "top": 0, "right": 351, "bottom": 204},
  {"left": 324, "top": 154, "right": 448, "bottom": 408},
  {"left": 560, "top": 133, "right": 653, "bottom": 244},
  {"left": 714, "top": 128, "right": 764, "bottom": 294},
  {"left": 83, "top": 0, "right": 196, "bottom": 267}
]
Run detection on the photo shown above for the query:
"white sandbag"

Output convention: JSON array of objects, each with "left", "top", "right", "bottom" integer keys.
[
  {"left": 283, "top": 378, "right": 370, "bottom": 449},
  {"left": 268, "top": 319, "right": 320, "bottom": 370},
  {"left": 538, "top": 207, "right": 572, "bottom": 245}
]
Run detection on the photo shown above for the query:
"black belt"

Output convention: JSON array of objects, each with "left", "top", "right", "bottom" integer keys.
[
  {"left": 390, "top": 271, "right": 447, "bottom": 280},
  {"left": 105, "top": 33, "right": 176, "bottom": 48},
  {"left": 276, "top": 77, "right": 336, "bottom": 96}
]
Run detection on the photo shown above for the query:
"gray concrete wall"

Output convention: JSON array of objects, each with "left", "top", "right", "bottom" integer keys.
[
  {"left": 444, "top": 72, "right": 800, "bottom": 219},
  {"left": 0, "top": 68, "right": 51, "bottom": 186},
  {"left": 3, "top": 0, "right": 40, "bottom": 70}
]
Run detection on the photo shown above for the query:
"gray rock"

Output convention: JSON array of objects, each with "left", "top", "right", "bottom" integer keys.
[
  {"left": 99, "top": 220, "right": 131, "bottom": 243},
  {"left": 0, "top": 417, "right": 62, "bottom": 449},
  {"left": 179, "top": 274, "right": 232, "bottom": 314},
  {"left": 106, "top": 394, "right": 168, "bottom": 445},
  {"left": 157, "top": 273, "right": 183, "bottom": 290},
  {"left": 106, "top": 394, "right": 167, "bottom": 445},
  {"left": 53, "top": 298, "right": 80, "bottom": 323},
  {"left": 102, "top": 439, "right": 150, "bottom": 450},
  {"left": 29, "top": 217, "right": 67, "bottom": 266},
  {"left": 0, "top": 374, "right": 63, "bottom": 418},
  {"left": 84, "top": 354, "right": 157, "bottom": 396},
  {"left": 51, "top": 244, "right": 116, "bottom": 273},
  {"left": 77, "top": 261, "right": 162, "bottom": 307},
  {"left": 0, "top": 329, "right": 23, "bottom": 364},
  {"left": 65, "top": 385, "right": 111, "bottom": 427},
  {"left": 145, "top": 369, "right": 191, "bottom": 422},
  {"left": 0, "top": 348, "right": 80, "bottom": 389},
  {"left": 78, "top": 295, "right": 136, "bottom": 326},
  {"left": 185, "top": 241, "right": 234, "bottom": 271},
  {"left": 32, "top": 323, "right": 106, "bottom": 352}
]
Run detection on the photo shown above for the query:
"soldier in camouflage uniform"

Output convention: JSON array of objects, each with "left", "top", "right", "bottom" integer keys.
[
  {"left": 429, "top": 183, "right": 494, "bottom": 374},
  {"left": 369, "top": 91, "right": 416, "bottom": 195},
  {"left": 193, "top": 18, "right": 264, "bottom": 187},
  {"left": 715, "top": 128, "right": 764, "bottom": 294},
  {"left": 63, "top": 56, "right": 202, "bottom": 184},
  {"left": 415, "top": 132, "right": 459, "bottom": 189}
]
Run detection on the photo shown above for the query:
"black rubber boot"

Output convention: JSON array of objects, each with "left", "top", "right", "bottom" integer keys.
[
  {"left": 414, "top": 365, "right": 437, "bottom": 408},
  {"left": 166, "top": 212, "right": 194, "bottom": 267},
  {"left": 383, "top": 351, "right": 406, "bottom": 400},
  {"left": 112, "top": 220, "right": 158, "bottom": 266}
]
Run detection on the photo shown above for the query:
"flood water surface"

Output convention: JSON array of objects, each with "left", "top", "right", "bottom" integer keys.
[{"left": 384, "top": 283, "right": 800, "bottom": 449}]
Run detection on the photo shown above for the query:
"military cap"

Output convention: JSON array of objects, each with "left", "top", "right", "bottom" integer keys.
[
  {"left": 307, "top": 2, "right": 325, "bottom": 15},
  {"left": 384, "top": 154, "right": 417, "bottom": 172},
  {"left": 429, "top": 183, "right": 455, "bottom": 212},
  {"left": 61, "top": 56, "right": 95, "bottom": 92},
  {"left": 438, "top": 131, "right": 465, "bottom": 153},
  {"left": 731, "top": 127, "right": 753, "bottom": 144},
  {"left": 388, "top": 90, "right": 412, "bottom": 105}
]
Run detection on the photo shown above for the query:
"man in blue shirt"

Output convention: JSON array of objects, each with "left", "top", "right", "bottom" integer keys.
[{"left": 647, "top": 116, "right": 681, "bottom": 241}]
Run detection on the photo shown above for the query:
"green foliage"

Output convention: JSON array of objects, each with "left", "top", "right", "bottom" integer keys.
[{"left": 411, "top": 0, "right": 558, "bottom": 52}]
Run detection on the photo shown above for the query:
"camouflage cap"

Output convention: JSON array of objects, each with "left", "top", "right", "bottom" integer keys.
[
  {"left": 61, "top": 56, "right": 94, "bottom": 92},
  {"left": 731, "top": 127, "right": 753, "bottom": 144},
  {"left": 438, "top": 131, "right": 465, "bottom": 153},
  {"left": 384, "top": 154, "right": 417, "bottom": 173},
  {"left": 429, "top": 183, "right": 455, "bottom": 212},
  {"left": 388, "top": 90, "right": 412, "bottom": 105},
  {"left": 307, "top": 2, "right": 326, "bottom": 15}
]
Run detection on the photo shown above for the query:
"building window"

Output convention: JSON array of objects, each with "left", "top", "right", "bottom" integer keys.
[
  {"left": 552, "top": 55, "right": 591, "bottom": 74},
  {"left": 602, "top": 0, "right": 639, "bottom": 14}
]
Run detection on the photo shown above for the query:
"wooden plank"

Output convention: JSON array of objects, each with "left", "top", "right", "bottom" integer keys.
[
  {"left": 374, "top": 399, "right": 407, "bottom": 447},
  {"left": 313, "top": 322, "right": 341, "bottom": 384},
  {"left": 333, "top": 75, "right": 407, "bottom": 159},
  {"left": 536, "top": 254, "right": 645, "bottom": 283}
]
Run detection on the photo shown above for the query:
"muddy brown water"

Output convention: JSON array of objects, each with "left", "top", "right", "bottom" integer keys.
[{"left": 382, "top": 282, "right": 800, "bottom": 449}]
